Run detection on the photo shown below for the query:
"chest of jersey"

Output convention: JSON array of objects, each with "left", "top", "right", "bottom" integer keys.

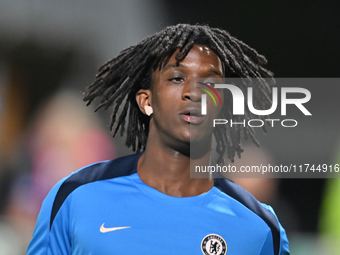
[{"left": 63, "top": 177, "right": 272, "bottom": 254}]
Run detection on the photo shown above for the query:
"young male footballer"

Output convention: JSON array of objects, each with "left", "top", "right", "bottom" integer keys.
[{"left": 28, "top": 24, "right": 290, "bottom": 255}]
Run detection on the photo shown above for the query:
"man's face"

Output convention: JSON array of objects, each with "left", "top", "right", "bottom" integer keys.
[{"left": 149, "top": 44, "right": 224, "bottom": 151}]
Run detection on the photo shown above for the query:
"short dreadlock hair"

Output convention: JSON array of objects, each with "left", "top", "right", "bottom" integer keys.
[{"left": 83, "top": 24, "right": 274, "bottom": 163}]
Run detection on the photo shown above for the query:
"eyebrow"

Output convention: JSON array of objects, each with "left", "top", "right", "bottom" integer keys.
[
  {"left": 208, "top": 69, "right": 223, "bottom": 77},
  {"left": 161, "top": 63, "right": 184, "bottom": 72},
  {"left": 162, "top": 64, "right": 223, "bottom": 77}
]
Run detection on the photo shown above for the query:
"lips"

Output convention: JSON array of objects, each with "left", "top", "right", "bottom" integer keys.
[{"left": 179, "top": 107, "right": 204, "bottom": 124}]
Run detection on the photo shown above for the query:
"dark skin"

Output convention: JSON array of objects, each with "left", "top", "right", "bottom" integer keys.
[{"left": 136, "top": 45, "right": 223, "bottom": 197}]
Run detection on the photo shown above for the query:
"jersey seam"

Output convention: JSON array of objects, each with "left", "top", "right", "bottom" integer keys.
[
  {"left": 257, "top": 230, "right": 272, "bottom": 255},
  {"left": 50, "top": 170, "right": 136, "bottom": 230},
  {"left": 45, "top": 219, "right": 51, "bottom": 255},
  {"left": 49, "top": 191, "right": 73, "bottom": 252},
  {"left": 129, "top": 174, "right": 218, "bottom": 206},
  {"left": 216, "top": 189, "right": 280, "bottom": 254},
  {"left": 68, "top": 191, "right": 73, "bottom": 252},
  {"left": 214, "top": 188, "right": 272, "bottom": 230},
  {"left": 72, "top": 173, "right": 135, "bottom": 191}
]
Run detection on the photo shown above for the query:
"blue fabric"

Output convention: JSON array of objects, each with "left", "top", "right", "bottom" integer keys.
[{"left": 27, "top": 153, "right": 290, "bottom": 254}]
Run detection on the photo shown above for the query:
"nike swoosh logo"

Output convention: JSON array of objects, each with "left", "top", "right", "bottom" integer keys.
[{"left": 100, "top": 223, "right": 131, "bottom": 233}]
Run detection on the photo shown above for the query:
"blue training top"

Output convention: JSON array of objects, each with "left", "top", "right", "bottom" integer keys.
[{"left": 27, "top": 152, "right": 290, "bottom": 255}]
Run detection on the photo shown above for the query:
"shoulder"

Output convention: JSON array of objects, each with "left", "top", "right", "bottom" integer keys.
[
  {"left": 214, "top": 178, "right": 290, "bottom": 255},
  {"left": 27, "top": 153, "right": 142, "bottom": 254},
  {"left": 50, "top": 152, "right": 142, "bottom": 229}
]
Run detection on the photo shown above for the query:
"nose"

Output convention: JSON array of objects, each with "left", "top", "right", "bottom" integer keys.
[{"left": 182, "top": 80, "right": 201, "bottom": 102}]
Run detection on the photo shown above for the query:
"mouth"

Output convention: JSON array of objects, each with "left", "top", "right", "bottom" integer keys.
[{"left": 179, "top": 107, "right": 204, "bottom": 124}]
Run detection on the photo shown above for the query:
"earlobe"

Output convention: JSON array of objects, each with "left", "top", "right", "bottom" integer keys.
[
  {"left": 144, "top": 105, "right": 153, "bottom": 116},
  {"left": 136, "top": 89, "right": 152, "bottom": 116}
]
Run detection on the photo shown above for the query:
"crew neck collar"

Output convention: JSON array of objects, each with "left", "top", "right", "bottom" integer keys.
[{"left": 129, "top": 173, "right": 217, "bottom": 206}]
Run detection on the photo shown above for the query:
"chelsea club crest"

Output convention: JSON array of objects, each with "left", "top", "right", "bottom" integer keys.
[{"left": 201, "top": 234, "right": 227, "bottom": 255}]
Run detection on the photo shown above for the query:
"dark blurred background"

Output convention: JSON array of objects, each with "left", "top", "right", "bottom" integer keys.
[{"left": 0, "top": 1, "right": 339, "bottom": 254}]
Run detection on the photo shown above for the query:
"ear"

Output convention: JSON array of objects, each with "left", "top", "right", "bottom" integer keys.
[{"left": 136, "top": 89, "right": 152, "bottom": 115}]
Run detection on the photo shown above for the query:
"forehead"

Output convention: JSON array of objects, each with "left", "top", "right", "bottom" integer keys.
[{"left": 161, "top": 44, "right": 222, "bottom": 70}]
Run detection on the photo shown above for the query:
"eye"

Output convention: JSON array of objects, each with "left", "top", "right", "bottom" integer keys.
[{"left": 168, "top": 77, "right": 184, "bottom": 84}]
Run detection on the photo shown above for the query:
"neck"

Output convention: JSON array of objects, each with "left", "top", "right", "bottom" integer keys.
[{"left": 137, "top": 133, "right": 213, "bottom": 197}]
